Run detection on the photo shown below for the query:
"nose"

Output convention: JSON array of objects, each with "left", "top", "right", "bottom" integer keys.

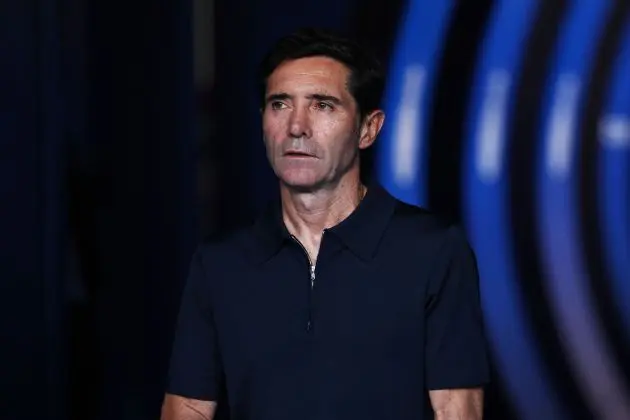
[{"left": 288, "top": 106, "right": 312, "bottom": 139}]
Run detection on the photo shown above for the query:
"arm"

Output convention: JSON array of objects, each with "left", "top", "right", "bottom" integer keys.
[
  {"left": 425, "top": 225, "right": 490, "bottom": 417},
  {"left": 161, "top": 394, "right": 217, "bottom": 420},
  {"left": 429, "top": 388, "right": 483, "bottom": 420},
  {"left": 164, "top": 248, "right": 224, "bottom": 420}
]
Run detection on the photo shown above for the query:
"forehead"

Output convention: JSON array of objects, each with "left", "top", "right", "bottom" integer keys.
[{"left": 266, "top": 56, "right": 351, "bottom": 96}]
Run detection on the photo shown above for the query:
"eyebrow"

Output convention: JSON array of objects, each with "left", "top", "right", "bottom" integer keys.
[
  {"left": 265, "top": 92, "right": 343, "bottom": 105},
  {"left": 266, "top": 93, "right": 291, "bottom": 103},
  {"left": 309, "top": 94, "right": 342, "bottom": 105}
]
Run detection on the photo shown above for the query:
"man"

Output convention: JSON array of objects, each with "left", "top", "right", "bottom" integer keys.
[{"left": 162, "top": 28, "right": 489, "bottom": 420}]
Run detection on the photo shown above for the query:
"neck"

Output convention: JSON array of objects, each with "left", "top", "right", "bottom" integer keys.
[{"left": 280, "top": 172, "right": 366, "bottom": 260}]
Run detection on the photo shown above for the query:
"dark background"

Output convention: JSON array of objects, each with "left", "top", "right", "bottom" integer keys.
[{"left": 2, "top": 0, "right": 629, "bottom": 419}]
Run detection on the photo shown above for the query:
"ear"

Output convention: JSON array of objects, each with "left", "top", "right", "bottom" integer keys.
[{"left": 358, "top": 110, "right": 385, "bottom": 150}]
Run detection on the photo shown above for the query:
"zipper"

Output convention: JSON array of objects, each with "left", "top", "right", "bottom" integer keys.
[
  {"left": 309, "top": 264, "right": 316, "bottom": 289},
  {"left": 290, "top": 234, "right": 317, "bottom": 289},
  {"left": 290, "top": 231, "right": 325, "bottom": 332}
]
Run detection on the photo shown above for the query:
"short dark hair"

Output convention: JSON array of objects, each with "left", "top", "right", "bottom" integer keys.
[{"left": 258, "top": 28, "right": 385, "bottom": 121}]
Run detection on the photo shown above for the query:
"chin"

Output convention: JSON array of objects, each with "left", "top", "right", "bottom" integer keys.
[
  {"left": 277, "top": 170, "right": 323, "bottom": 192},
  {"left": 280, "top": 178, "right": 321, "bottom": 192}
]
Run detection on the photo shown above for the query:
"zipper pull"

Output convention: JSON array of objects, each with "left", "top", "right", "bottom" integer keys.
[{"left": 310, "top": 264, "right": 316, "bottom": 288}]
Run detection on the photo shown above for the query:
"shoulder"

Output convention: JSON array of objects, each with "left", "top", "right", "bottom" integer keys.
[
  {"left": 193, "top": 226, "right": 254, "bottom": 271},
  {"left": 183, "top": 227, "right": 258, "bottom": 301},
  {"left": 388, "top": 199, "right": 469, "bottom": 251},
  {"left": 382, "top": 199, "right": 477, "bottom": 279}
]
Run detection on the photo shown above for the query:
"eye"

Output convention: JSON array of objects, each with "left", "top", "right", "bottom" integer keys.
[
  {"left": 270, "top": 101, "right": 286, "bottom": 110},
  {"left": 315, "top": 102, "right": 333, "bottom": 111}
]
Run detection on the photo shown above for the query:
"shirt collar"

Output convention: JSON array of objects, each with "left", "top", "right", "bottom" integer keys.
[{"left": 247, "top": 183, "right": 397, "bottom": 263}]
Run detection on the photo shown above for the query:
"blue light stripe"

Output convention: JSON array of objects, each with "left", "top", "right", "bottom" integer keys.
[
  {"left": 376, "top": 0, "right": 456, "bottom": 206},
  {"left": 536, "top": 2, "right": 630, "bottom": 418},
  {"left": 462, "top": 1, "right": 566, "bottom": 418},
  {"left": 598, "top": 16, "right": 630, "bottom": 338}
]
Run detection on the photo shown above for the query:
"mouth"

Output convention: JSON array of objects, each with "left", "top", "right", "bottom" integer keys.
[{"left": 283, "top": 151, "right": 316, "bottom": 158}]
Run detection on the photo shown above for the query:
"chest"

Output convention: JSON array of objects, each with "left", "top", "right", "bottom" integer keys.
[{"left": 212, "top": 245, "right": 429, "bottom": 361}]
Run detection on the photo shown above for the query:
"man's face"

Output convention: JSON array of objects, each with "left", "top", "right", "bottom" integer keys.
[{"left": 262, "top": 56, "right": 372, "bottom": 191}]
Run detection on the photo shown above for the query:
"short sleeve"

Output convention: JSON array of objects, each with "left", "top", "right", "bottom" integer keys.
[
  {"left": 166, "top": 247, "right": 223, "bottom": 400},
  {"left": 424, "top": 225, "right": 490, "bottom": 390}
]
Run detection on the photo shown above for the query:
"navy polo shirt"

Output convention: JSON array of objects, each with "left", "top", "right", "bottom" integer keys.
[{"left": 167, "top": 185, "right": 490, "bottom": 419}]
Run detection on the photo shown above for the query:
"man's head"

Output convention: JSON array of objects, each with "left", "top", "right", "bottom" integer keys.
[{"left": 259, "top": 28, "right": 385, "bottom": 191}]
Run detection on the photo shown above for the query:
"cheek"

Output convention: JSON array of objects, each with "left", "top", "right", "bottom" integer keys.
[
  {"left": 263, "top": 114, "right": 286, "bottom": 138},
  {"left": 316, "top": 123, "right": 357, "bottom": 159},
  {"left": 263, "top": 138, "right": 282, "bottom": 162},
  {"left": 262, "top": 125, "right": 283, "bottom": 151}
]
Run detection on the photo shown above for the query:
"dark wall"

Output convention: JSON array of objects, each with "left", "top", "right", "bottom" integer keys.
[
  {"left": 1, "top": 0, "right": 198, "bottom": 419},
  {"left": 1, "top": 1, "right": 66, "bottom": 418}
]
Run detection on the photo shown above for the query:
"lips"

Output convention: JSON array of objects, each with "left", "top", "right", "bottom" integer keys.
[{"left": 284, "top": 150, "right": 315, "bottom": 157}]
